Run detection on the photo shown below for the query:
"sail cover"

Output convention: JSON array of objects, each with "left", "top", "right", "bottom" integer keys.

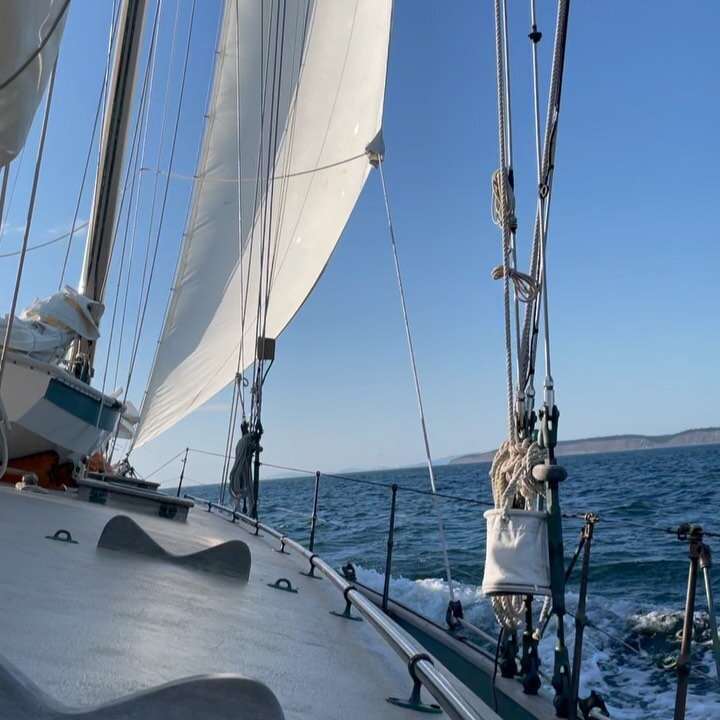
[
  {"left": 0, "top": 0, "right": 69, "bottom": 168},
  {"left": 133, "top": 0, "right": 392, "bottom": 447}
]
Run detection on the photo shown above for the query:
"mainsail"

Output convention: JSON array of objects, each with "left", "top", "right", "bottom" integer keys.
[
  {"left": 134, "top": 0, "right": 392, "bottom": 447},
  {"left": 0, "top": 0, "right": 69, "bottom": 168}
]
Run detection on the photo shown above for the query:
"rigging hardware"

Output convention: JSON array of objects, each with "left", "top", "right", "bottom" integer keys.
[
  {"left": 330, "top": 586, "right": 363, "bottom": 622},
  {"left": 45, "top": 529, "right": 78, "bottom": 545},
  {"left": 267, "top": 578, "right": 297, "bottom": 594},
  {"left": 386, "top": 654, "right": 442, "bottom": 715}
]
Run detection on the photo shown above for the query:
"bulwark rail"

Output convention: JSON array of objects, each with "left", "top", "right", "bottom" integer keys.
[{"left": 185, "top": 494, "right": 495, "bottom": 720}]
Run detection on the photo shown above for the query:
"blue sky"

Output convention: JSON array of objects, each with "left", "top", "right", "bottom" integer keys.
[{"left": 1, "top": 0, "right": 718, "bottom": 488}]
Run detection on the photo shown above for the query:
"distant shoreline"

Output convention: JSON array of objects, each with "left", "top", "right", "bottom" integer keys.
[{"left": 449, "top": 428, "right": 720, "bottom": 465}]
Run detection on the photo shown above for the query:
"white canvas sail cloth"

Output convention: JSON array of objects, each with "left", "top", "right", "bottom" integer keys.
[
  {"left": 0, "top": 0, "right": 69, "bottom": 167},
  {"left": 0, "top": 287, "right": 103, "bottom": 363},
  {"left": 133, "top": 0, "right": 392, "bottom": 448}
]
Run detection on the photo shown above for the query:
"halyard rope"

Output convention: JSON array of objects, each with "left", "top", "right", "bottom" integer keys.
[{"left": 489, "top": 0, "right": 528, "bottom": 629}]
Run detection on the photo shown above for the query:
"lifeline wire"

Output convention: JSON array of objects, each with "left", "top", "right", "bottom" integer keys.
[
  {"left": 376, "top": 157, "right": 457, "bottom": 603},
  {"left": 160, "top": 451, "right": 720, "bottom": 537}
]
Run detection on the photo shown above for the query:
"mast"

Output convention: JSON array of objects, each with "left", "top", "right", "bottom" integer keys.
[{"left": 75, "top": 0, "right": 147, "bottom": 380}]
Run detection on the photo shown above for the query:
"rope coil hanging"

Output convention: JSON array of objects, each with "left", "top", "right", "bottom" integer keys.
[
  {"left": 491, "top": 264, "right": 538, "bottom": 304},
  {"left": 490, "top": 438, "right": 546, "bottom": 513}
]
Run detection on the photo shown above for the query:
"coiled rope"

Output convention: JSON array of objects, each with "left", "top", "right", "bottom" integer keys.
[
  {"left": 490, "top": 170, "right": 539, "bottom": 303},
  {"left": 491, "top": 264, "right": 538, "bottom": 304},
  {"left": 489, "top": 438, "right": 547, "bottom": 629},
  {"left": 490, "top": 438, "right": 546, "bottom": 513}
]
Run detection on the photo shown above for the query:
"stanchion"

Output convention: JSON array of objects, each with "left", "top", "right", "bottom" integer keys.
[
  {"left": 382, "top": 484, "right": 398, "bottom": 613},
  {"left": 309, "top": 471, "right": 321, "bottom": 553},
  {"left": 674, "top": 524, "right": 704, "bottom": 720}
]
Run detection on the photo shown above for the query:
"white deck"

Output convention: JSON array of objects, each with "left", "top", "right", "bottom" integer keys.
[{"left": 0, "top": 485, "right": 498, "bottom": 719}]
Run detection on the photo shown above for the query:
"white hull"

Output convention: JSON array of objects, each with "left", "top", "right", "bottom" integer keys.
[{"left": 2, "top": 352, "right": 122, "bottom": 462}]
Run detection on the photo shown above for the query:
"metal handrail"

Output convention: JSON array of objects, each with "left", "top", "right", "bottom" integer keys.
[{"left": 185, "top": 495, "right": 496, "bottom": 720}]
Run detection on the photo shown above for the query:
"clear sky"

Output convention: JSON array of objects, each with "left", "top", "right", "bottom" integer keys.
[{"left": 1, "top": 0, "right": 718, "bottom": 489}]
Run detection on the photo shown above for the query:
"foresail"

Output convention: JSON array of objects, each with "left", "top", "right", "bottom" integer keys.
[
  {"left": 133, "top": 0, "right": 392, "bottom": 448},
  {"left": 0, "top": 0, "right": 69, "bottom": 168}
]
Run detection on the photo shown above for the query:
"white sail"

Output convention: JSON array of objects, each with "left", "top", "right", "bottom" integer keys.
[
  {"left": 133, "top": 0, "right": 392, "bottom": 448},
  {"left": 0, "top": 0, "right": 69, "bottom": 168}
]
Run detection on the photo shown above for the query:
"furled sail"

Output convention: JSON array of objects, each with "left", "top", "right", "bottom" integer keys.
[
  {"left": 133, "top": 0, "right": 392, "bottom": 448},
  {"left": 0, "top": 0, "right": 70, "bottom": 168}
]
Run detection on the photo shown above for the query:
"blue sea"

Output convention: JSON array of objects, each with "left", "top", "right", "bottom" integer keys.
[{"left": 188, "top": 444, "right": 720, "bottom": 720}]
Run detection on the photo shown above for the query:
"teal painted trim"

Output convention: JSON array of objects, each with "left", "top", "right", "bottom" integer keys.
[{"left": 44, "top": 379, "right": 119, "bottom": 431}]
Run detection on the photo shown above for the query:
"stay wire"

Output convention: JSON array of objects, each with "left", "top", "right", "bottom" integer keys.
[
  {"left": 0, "top": 168, "right": 9, "bottom": 247},
  {"left": 242, "top": 0, "right": 276, "bottom": 436},
  {"left": 377, "top": 158, "right": 457, "bottom": 603},
  {"left": 127, "top": 0, "right": 182, "bottom": 367},
  {"left": 220, "top": 0, "right": 250, "bottom": 502},
  {"left": 109, "top": 0, "right": 165, "bottom": 456},
  {"left": 111, "top": 0, "right": 164, "bottom": 393},
  {"left": 0, "top": 62, "right": 59, "bottom": 407},
  {"left": 129, "top": 0, "right": 224, "bottom": 458},
  {"left": 0, "top": 150, "right": 25, "bottom": 246},
  {"left": 253, "top": 0, "right": 287, "bottom": 432},
  {"left": 499, "top": 0, "right": 523, "bottom": 381},
  {"left": 254, "top": 0, "right": 312, "bottom": 423},
  {"left": 492, "top": 0, "right": 517, "bottom": 445},
  {"left": 232, "top": 0, "right": 247, "bottom": 417},
  {"left": 123, "top": 0, "right": 195, "bottom": 409},
  {"left": 520, "top": 0, "right": 571, "bottom": 402},
  {"left": 59, "top": 0, "right": 122, "bottom": 290},
  {"left": 221, "top": 0, "right": 284, "bottom": 499},
  {"left": 519, "top": 0, "right": 545, "bottom": 393},
  {"left": 92, "top": 0, "right": 163, "bottom": 445},
  {"left": 261, "top": 1, "right": 312, "bottom": 312}
]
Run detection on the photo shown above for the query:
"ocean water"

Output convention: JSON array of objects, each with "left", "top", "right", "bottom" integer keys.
[{"left": 189, "top": 444, "right": 720, "bottom": 719}]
